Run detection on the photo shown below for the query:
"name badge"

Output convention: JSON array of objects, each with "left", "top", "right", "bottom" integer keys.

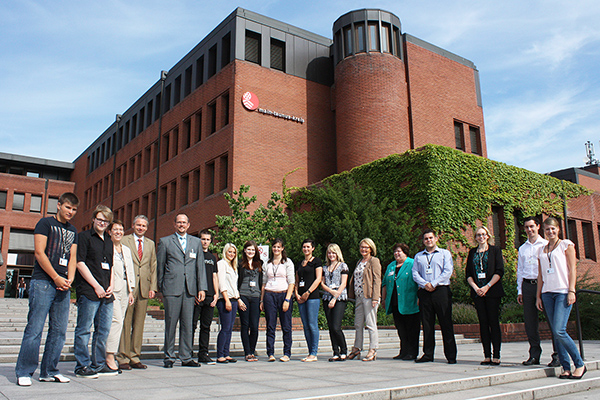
[
  {"left": 249, "top": 280, "right": 256, "bottom": 287},
  {"left": 478, "top": 272, "right": 486, "bottom": 279},
  {"left": 299, "top": 281, "right": 305, "bottom": 287},
  {"left": 388, "top": 271, "right": 394, "bottom": 276},
  {"left": 425, "top": 267, "right": 433, "bottom": 275},
  {"left": 101, "top": 262, "right": 110, "bottom": 270},
  {"left": 546, "top": 267, "right": 555, "bottom": 275},
  {"left": 59, "top": 258, "right": 68, "bottom": 267},
  {"left": 189, "top": 251, "right": 197, "bottom": 259}
]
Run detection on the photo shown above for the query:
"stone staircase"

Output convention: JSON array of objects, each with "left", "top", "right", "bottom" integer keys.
[{"left": 0, "top": 298, "right": 476, "bottom": 363}]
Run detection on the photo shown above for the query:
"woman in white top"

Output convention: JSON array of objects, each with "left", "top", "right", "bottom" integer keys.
[
  {"left": 260, "top": 238, "right": 295, "bottom": 362},
  {"left": 536, "top": 217, "right": 585, "bottom": 379},
  {"left": 106, "top": 220, "right": 135, "bottom": 372},
  {"left": 216, "top": 243, "right": 240, "bottom": 363}
]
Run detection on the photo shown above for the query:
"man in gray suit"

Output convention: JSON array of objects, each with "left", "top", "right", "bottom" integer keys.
[{"left": 157, "top": 214, "right": 206, "bottom": 368}]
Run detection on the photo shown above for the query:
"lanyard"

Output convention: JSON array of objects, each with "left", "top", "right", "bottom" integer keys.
[{"left": 546, "top": 240, "right": 560, "bottom": 269}]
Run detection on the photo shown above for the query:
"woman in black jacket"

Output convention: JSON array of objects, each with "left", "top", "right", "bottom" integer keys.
[{"left": 466, "top": 226, "right": 505, "bottom": 365}]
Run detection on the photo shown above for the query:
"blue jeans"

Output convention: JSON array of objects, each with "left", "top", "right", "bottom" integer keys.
[
  {"left": 263, "top": 291, "right": 292, "bottom": 357},
  {"left": 15, "top": 279, "right": 70, "bottom": 379},
  {"left": 298, "top": 298, "right": 320, "bottom": 356},
  {"left": 216, "top": 299, "right": 238, "bottom": 358},
  {"left": 74, "top": 296, "right": 113, "bottom": 372},
  {"left": 542, "top": 292, "right": 584, "bottom": 371}
]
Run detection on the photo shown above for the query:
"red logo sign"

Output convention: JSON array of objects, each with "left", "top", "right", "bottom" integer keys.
[{"left": 242, "top": 92, "right": 259, "bottom": 111}]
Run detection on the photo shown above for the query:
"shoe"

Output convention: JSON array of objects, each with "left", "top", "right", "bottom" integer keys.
[
  {"left": 480, "top": 359, "right": 491, "bottom": 365},
  {"left": 339, "top": 354, "right": 347, "bottom": 361},
  {"left": 393, "top": 353, "right": 404, "bottom": 360},
  {"left": 268, "top": 355, "right": 276, "bottom": 362},
  {"left": 198, "top": 354, "right": 216, "bottom": 365},
  {"left": 97, "top": 365, "right": 119, "bottom": 376},
  {"left": 415, "top": 356, "right": 433, "bottom": 363},
  {"left": 547, "top": 359, "right": 561, "bottom": 368},
  {"left": 182, "top": 360, "right": 201, "bottom": 367},
  {"left": 570, "top": 366, "right": 587, "bottom": 380},
  {"left": 163, "top": 361, "right": 174, "bottom": 368},
  {"left": 522, "top": 358, "right": 539, "bottom": 366},
  {"left": 362, "top": 350, "right": 377, "bottom": 362},
  {"left": 39, "top": 373, "right": 71, "bottom": 383},
  {"left": 216, "top": 358, "right": 228, "bottom": 364},
  {"left": 17, "top": 376, "right": 32, "bottom": 386},
  {"left": 303, "top": 355, "right": 317, "bottom": 362},
  {"left": 329, "top": 356, "right": 340, "bottom": 362},
  {"left": 129, "top": 362, "right": 147, "bottom": 369},
  {"left": 279, "top": 355, "right": 290, "bottom": 362},
  {"left": 448, "top": 359, "right": 457, "bottom": 364},
  {"left": 225, "top": 357, "right": 237, "bottom": 363},
  {"left": 401, "top": 355, "right": 416, "bottom": 361},
  {"left": 490, "top": 358, "right": 501, "bottom": 366},
  {"left": 347, "top": 348, "right": 361, "bottom": 360},
  {"left": 119, "top": 363, "right": 132, "bottom": 370},
  {"left": 75, "top": 367, "right": 99, "bottom": 378},
  {"left": 558, "top": 371, "right": 571, "bottom": 379}
]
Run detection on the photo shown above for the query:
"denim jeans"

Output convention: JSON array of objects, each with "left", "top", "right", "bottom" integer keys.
[
  {"left": 541, "top": 292, "right": 584, "bottom": 371},
  {"left": 74, "top": 295, "right": 113, "bottom": 372},
  {"left": 216, "top": 299, "right": 238, "bottom": 358},
  {"left": 298, "top": 298, "right": 320, "bottom": 356},
  {"left": 239, "top": 295, "right": 261, "bottom": 356},
  {"left": 263, "top": 291, "right": 292, "bottom": 357},
  {"left": 15, "top": 279, "right": 70, "bottom": 379}
]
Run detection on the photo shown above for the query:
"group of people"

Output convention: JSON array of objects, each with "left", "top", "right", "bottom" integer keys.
[{"left": 14, "top": 192, "right": 587, "bottom": 386}]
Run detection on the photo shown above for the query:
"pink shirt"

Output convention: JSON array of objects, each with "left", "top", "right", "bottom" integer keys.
[{"left": 538, "top": 239, "right": 575, "bottom": 294}]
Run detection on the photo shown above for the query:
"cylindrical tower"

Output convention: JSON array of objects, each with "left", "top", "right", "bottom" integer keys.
[{"left": 333, "top": 9, "right": 411, "bottom": 172}]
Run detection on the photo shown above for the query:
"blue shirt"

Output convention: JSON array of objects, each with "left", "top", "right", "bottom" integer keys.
[{"left": 412, "top": 246, "right": 453, "bottom": 288}]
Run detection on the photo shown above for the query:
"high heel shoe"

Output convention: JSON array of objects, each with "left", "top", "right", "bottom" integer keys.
[
  {"left": 362, "top": 350, "right": 377, "bottom": 362},
  {"left": 347, "top": 348, "right": 361, "bottom": 360}
]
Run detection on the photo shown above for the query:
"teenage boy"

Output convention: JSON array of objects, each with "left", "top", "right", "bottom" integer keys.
[
  {"left": 15, "top": 192, "right": 79, "bottom": 386},
  {"left": 73, "top": 205, "right": 116, "bottom": 378}
]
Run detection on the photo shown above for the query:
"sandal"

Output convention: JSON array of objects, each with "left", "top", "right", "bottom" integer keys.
[
  {"left": 362, "top": 350, "right": 377, "bottom": 362},
  {"left": 558, "top": 370, "right": 572, "bottom": 379},
  {"left": 347, "top": 348, "right": 361, "bottom": 360}
]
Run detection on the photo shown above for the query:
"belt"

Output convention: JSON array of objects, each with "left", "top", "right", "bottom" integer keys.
[{"left": 523, "top": 278, "right": 537, "bottom": 284}]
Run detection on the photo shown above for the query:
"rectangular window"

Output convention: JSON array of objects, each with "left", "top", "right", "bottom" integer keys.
[
  {"left": 208, "top": 44, "right": 217, "bottom": 78},
  {"left": 128, "top": 157, "right": 136, "bottom": 184},
  {"left": 0, "top": 191, "right": 6, "bottom": 209},
  {"left": 394, "top": 27, "right": 401, "bottom": 56},
  {"left": 195, "top": 56, "right": 204, "bottom": 88},
  {"left": 205, "top": 162, "right": 215, "bottom": 196},
  {"left": 343, "top": 26, "right": 353, "bottom": 57},
  {"left": 154, "top": 93, "right": 161, "bottom": 121},
  {"left": 470, "top": 126, "right": 481, "bottom": 155},
  {"left": 221, "top": 32, "right": 231, "bottom": 67},
  {"left": 148, "top": 191, "right": 156, "bottom": 220},
  {"left": 147, "top": 100, "right": 153, "bottom": 127},
  {"left": 222, "top": 93, "right": 230, "bottom": 127},
  {"left": 141, "top": 194, "right": 149, "bottom": 218},
  {"left": 245, "top": 30, "right": 261, "bottom": 64},
  {"left": 454, "top": 121, "right": 465, "bottom": 151},
  {"left": 195, "top": 110, "right": 202, "bottom": 142},
  {"left": 491, "top": 206, "right": 506, "bottom": 248},
  {"left": 219, "top": 154, "right": 228, "bottom": 191},
  {"left": 131, "top": 114, "right": 138, "bottom": 139},
  {"left": 184, "top": 66, "right": 193, "bottom": 97},
  {"left": 382, "top": 23, "right": 392, "bottom": 53},
  {"left": 582, "top": 222, "right": 595, "bottom": 260},
  {"left": 173, "top": 75, "right": 181, "bottom": 106},
  {"left": 47, "top": 197, "right": 58, "bottom": 214},
  {"left": 568, "top": 220, "right": 577, "bottom": 243},
  {"left": 164, "top": 84, "right": 172, "bottom": 112},
  {"left": 191, "top": 168, "right": 200, "bottom": 202},
  {"left": 144, "top": 145, "right": 152, "bottom": 174},
  {"left": 182, "top": 118, "right": 191, "bottom": 150},
  {"left": 335, "top": 31, "right": 343, "bottom": 61},
  {"left": 161, "top": 133, "right": 170, "bottom": 164},
  {"left": 208, "top": 101, "right": 217, "bottom": 134},
  {"left": 355, "top": 24, "right": 366, "bottom": 53},
  {"left": 30, "top": 195, "right": 42, "bottom": 213},
  {"left": 13, "top": 193, "right": 25, "bottom": 211},
  {"left": 138, "top": 107, "right": 145, "bottom": 134},
  {"left": 158, "top": 185, "right": 167, "bottom": 216},
  {"left": 270, "top": 39, "right": 285, "bottom": 71},
  {"left": 181, "top": 174, "right": 189, "bottom": 206},
  {"left": 368, "top": 23, "right": 379, "bottom": 51},
  {"left": 171, "top": 128, "right": 179, "bottom": 158},
  {"left": 169, "top": 181, "right": 177, "bottom": 212}
]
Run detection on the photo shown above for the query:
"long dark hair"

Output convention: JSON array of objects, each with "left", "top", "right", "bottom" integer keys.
[
  {"left": 241, "top": 240, "right": 263, "bottom": 273},
  {"left": 268, "top": 238, "right": 288, "bottom": 263}
]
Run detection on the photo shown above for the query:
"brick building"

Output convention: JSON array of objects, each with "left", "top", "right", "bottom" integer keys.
[
  {"left": 0, "top": 152, "right": 75, "bottom": 298},
  {"left": 70, "top": 7, "right": 486, "bottom": 239}
]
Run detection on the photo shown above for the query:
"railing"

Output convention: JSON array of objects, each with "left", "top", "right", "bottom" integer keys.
[{"left": 573, "top": 288, "right": 600, "bottom": 359}]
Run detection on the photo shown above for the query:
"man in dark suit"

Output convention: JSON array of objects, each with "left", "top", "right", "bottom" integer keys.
[
  {"left": 157, "top": 214, "right": 206, "bottom": 368},
  {"left": 118, "top": 215, "right": 157, "bottom": 370}
]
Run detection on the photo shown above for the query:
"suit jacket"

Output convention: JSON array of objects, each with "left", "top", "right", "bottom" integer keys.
[
  {"left": 465, "top": 245, "right": 505, "bottom": 298},
  {"left": 122, "top": 234, "right": 157, "bottom": 299},
  {"left": 112, "top": 244, "right": 136, "bottom": 294},
  {"left": 157, "top": 233, "right": 206, "bottom": 297},
  {"left": 348, "top": 256, "right": 382, "bottom": 300}
]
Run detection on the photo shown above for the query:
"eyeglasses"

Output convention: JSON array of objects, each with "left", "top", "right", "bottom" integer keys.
[
  {"left": 95, "top": 217, "right": 109, "bottom": 225},
  {"left": 475, "top": 233, "right": 488, "bottom": 238}
]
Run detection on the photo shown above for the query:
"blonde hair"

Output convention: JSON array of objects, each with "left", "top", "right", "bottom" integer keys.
[
  {"left": 475, "top": 226, "right": 493, "bottom": 244},
  {"left": 92, "top": 204, "right": 113, "bottom": 223},
  {"left": 359, "top": 238, "right": 377, "bottom": 257},
  {"left": 543, "top": 217, "right": 561, "bottom": 229},
  {"left": 222, "top": 243, "right": 238, "bottom": 271},
  {"left": 326, "top": 243, "right": 345, "bottom": 265}
]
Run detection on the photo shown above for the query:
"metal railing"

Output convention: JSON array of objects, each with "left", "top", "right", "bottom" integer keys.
[{"left": 573, "top": 288, "right": 600, "bottom": 359}]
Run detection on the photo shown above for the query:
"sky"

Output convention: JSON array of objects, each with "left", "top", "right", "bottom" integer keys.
[{"left": 1, "top": 0, "right": 599, "bottom": 174}]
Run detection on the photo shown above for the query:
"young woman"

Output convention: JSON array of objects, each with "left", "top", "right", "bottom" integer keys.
[
  {"left": 321, "top": 243, "right": 349, "bottom": 361},
  {"left": 382, "top": 243, "right": 419, "bottom": 361},
  {"left": 237, "top": 240, "right": 263, "bottom": 361},
  {"left": 106, "top": 220, "right": 135, "bottom": 372},
  {"left": 295, "top": 239, "right": 323, "bottom": 362},
  {"left": 261, "top": 238, "right": 295, "bottom": 362},
  {"left": 216, "top": 243, "right": 240, "bottom": 363},
  {"left": 536, "top": 217, "right": 586, "bottom": 379},
  {"left": 465, "top": 226, "right": 504, "bottom": 365},
  {"left": 348, "top": 238, "right": 382, "bottom": 362}
]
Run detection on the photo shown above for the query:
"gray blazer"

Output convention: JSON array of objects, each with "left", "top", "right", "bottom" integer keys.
[{"left": 156, "top": 234, "right": 206, "bottom": 297}]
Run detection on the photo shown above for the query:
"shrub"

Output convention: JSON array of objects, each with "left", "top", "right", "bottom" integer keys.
[
  {"left": 452, "top": 303, "right": 479, "bottom": 324},
  {"left": 500, "top": 302, "right": 524, "bottom": 323}
]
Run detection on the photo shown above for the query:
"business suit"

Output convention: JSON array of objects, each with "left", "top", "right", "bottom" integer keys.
[
  {"left": 157, "top": 233, "right": 206, "bottom": 364},
  {"left": 117, "top": 234, "right": 157, "bottom": 366}
]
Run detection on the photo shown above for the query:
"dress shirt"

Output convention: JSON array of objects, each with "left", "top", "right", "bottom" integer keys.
[
  {"left": 412, "top": 246, "right": 453, "bottom": 289},
  {"left": 134, "top": 234, "right": 144, "bottom": 253},
  {"left": 217, "top": 259, "right": 240, "bottom": 299},
  {"left": 516, "top": 236, "right": 548, "bottom": 295}
]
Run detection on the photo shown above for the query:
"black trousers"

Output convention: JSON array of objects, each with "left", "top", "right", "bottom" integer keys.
[
  {"left": 323, "top": 299, "right": 348, "bottom": 356},
  {"left": 522, "top": 279, "right": 558, "bottom": 361},
  {"left": 239, "top": 295, "right": 261, "bottom": 356},
  {"left": 473, "top": 296, "right": 502, "bottom": 359},
  {"left": 192, "top": 299, "right": 215, "bottom": 358},
  {"left": 418, "top": 286, "right": 457, "bottom": 361},
  {"left": 392, "top": 309, "right": 420, "bottom": 358}
]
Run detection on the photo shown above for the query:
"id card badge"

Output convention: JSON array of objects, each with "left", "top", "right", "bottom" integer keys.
[
  {"left": 249, "top": 280, "right": 256, "bottom": 287},
  {"left": 101, "top": 262, "right": 110, "bottom": 270},
  {"left": 299, "top": 280, "right": 305, "bottom": 287},
  {"left": 478, "top": 272, "right": 486, "bottom": 280},
  {"left": 546, "top": 267, "right": 555, "bottom": 275},
  {"left": 388, "top": 271, "right": 394, "bottom": 276},
  {"left": 59, "top": 257, "right": 68, "bottom": 267},
  {"left": 189, "top": 250, "right": 197, "bottom": 259},
  {"left": 425, "top": 267, "right": 433, "bottom": 275}
]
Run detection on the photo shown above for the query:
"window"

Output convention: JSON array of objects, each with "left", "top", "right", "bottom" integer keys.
[
  {"left": 128, "top": 156, "right": 136, "bottom": 184},
  {"left": 141, "top": 194, "right": 149, "bottom": 218},
  {"left": 144, "top": 145, "right": 152, "bottom": 174},
  {"left": 169, "top": 181, "right": 177, "bottom": 212},
  {"left": 158, "top": 185, "right": 167, "bottom": 216},
  {"left": 161, "top": 133, "right": 170, "bottom": 163},
  {"left": 335, "top": 31, "right": 343, "bottom": 61},
  {"left": 182, "top": 118, "right": 191, "bottom": 150},
  {"left": 173, "top": 75, "right": 181, "bottom": 106},
  {"left": 245, "top": 30, "right": 261, "bottom": 64},
  {"left": 8, "top": 229, "right": 35, "bottom": 252},
  {"left": 208, "top": 44, "right": 217, "bottom": 78},
  {"left": 195, "top": 56, "right": 204, "bottom": 88},
  {"left": 30, "top": 195, "right": 42, "bottom": 213},
  {"left": 195, "top": 110, "right": 202, "bottom": 142},
  {"left": 454, "top": 121, "right": 465, "bottom": 151},
  {"left": 470, "top": 126, "right": 481, "bottom": 154},
  {"left": 191, "top": 168, "right": 200, "bottom": 202},
  {"left": 146, "top": 100, "right": 153, "bottom": 128},
  {"left": 0, "top": 191, "right": 6, "bottom": 209},
  {"left": 221, "top": 93, "right": 229, "bottom": 127},
  {"left": 181, "top": 174, "right": 189, "bottom": 206},
  {"left": 154, "top": 92, "right": 162, "bottom": 121},
  {"left": 208, "top": 101, "right": 217, "bottom": 134},
  {"left": 270, "top": 39, "right": 285, "bottom": 71},
  {"left": 394, "top": 27, "right": 401, "bottom": 56},
  {"left": 355, "top": 24, "right": 366, "bottom": 53},
  {"left": 368, "top": 23, "right": 379, "bottom": 51},
  {"left": 171, "top": 128, "right": 179, "bottom": 158},
  {"left": 27, "top": 171, "right": 40, "bottom": 178},
  {"left": 47, "top": 197, "right": 58, "bottom": 214},
  {"left": 568, "top": 220, "right": 577, "bottom": 242},
  {"left": 205, "top": 162, "right": 215, "bottom": 196},
  {"left": 491, "top": 206, "right": 506, "bottom": 248},
  {"left": 582, "top": 222, "right": 595, "bottom": 260},
  {"left": 138, "top": 107, "right": 145, "bottom": 134},
  {"left": 164, "top": 84, "right": 172, "bottom": 112},
  {"left": 219, "top": 154, "right": 228, "bottom": 191},
  {"left": 184, "top": 66, "right": 193, "bottom": 97},
  {"left": 131, "top": 114, "right": 138, "bottom": 139},
  {"left": 382, "top": 23, "right": 392, "bottom": 53},
  {"left": 343, "top": 26, "right": 353, "bottom": 57},
  {"left": 222, "top": 32, "right": 231, "bottom": 67},
  {"left": 13, "top": 193, "right": 25, "bottom": 211}
]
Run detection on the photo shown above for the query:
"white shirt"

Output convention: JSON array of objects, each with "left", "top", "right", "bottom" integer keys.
[
  {"left": 516, "top": 236, "right": 548, "bottom": 295},
  {"left": 539, "top": 240, "right": 574, "bottom": 294},
  {"left": 217, "top": 259, "right": 240, "bottom": 299}
]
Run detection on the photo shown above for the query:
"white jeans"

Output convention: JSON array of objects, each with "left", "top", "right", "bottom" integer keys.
[{"left": 354, "top": 294, "right": 379, "bottom": 351}]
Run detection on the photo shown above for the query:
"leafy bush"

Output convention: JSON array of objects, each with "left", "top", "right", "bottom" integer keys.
[
  {"left": 500, "top": 302, "right": 524, "bottom": 323},
  {"left": 452, "top": 303, "right": 479, "bottom": 324}
]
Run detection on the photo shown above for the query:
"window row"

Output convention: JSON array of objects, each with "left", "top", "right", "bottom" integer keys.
[
  {"left": 245, "top": 30, "right": 286, "bottom": 72},
  {"left": 454, "top": 121, "right": 481, "bottom": 155},
  {"left": 335, "top": 21, "right": 401, "bottom": 62},
  {"left": 0, "top": 191, "right": 57, "bottom": 214}
]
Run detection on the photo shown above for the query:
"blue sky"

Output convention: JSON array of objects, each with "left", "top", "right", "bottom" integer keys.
[{"left": 1, "top": 0, "right": 599, "bottom": 173}]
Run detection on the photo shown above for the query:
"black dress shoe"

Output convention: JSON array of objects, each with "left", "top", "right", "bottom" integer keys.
[
  {"left": 415, "top": 356, "right": 433, "bottom": 363},
  {"left": 164, "top": 361, "right": 174, "bottom": 368},
  {"left": 182, "top": 360, "right": 201, "bottom": 367},
  {"left": 447, "top": 359, "right": 457, "bottom": 364},
  {"left": 522, "top": 358, "right": 540, "bottom": 366},
  {"left": 393, "top": 354, "right": 403, "bottom": 360},
  {"left": 547, "top": 359, "right": 561, "bottom": 367},
  {"left": 402, "top": 355, "right": 417, "bottom": 361}
]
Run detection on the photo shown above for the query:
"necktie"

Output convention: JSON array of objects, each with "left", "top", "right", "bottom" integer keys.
[
  {"left": 137, "top": 239, "right": 143, "bottom": 260},
  {"left": 179, "top": 236, "right": 186, "bottom": 252}
]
